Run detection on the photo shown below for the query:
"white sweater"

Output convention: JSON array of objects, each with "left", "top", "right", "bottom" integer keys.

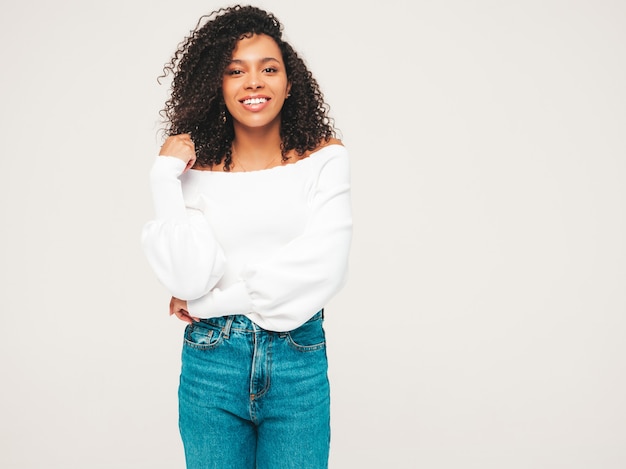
[{"left": 141, "top": 144, "right": 352, "bottom": 331}]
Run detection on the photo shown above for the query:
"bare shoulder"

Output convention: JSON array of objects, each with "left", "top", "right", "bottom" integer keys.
[
  {"left": 317, "top": 138, "right": 343, "bottom": 151},
  {"left": 293, "top": 138, "right": 344, "bottom": 161}
]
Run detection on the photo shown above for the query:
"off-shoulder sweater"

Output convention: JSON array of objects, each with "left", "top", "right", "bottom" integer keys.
[{"left": 141, "top": 144, "right": 352, "bottom": 332}]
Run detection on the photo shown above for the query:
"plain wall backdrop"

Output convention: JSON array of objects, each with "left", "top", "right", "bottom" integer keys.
[{"left": 1, "top": 1, "right": 624, "bottom": 468}]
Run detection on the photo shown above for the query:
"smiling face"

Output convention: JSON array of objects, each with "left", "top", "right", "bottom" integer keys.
[{"left": 222, "top": 33, "right": 291, "bottom": 134}]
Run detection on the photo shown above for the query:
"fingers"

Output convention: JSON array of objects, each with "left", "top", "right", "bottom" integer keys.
[
  {"left": 175, "top": 310, "right": 196, "bottom": 324},
  {"left": 169, "top": 297, "right": 199, "bottom": 323},
  {"left": 159, "top": 134, "right": 197, "bottom": 171},
  {"left": 171, "top": 306, "right": 196, "bottom": 324}
]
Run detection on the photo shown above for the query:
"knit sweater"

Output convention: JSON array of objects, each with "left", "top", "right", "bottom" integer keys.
[{"left": 141, "top": 144, "right": 352, "bottom": 331}]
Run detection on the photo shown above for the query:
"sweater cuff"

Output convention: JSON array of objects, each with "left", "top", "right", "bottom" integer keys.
[
  {"left": 149, "top": 156, "right": 188, "bottom": 220},
  {"left": 187, "top": 280, "right": 253, "bottom": 318}
]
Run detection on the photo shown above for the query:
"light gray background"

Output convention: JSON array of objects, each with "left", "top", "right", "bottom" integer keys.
[{"left": 1, "top": 1, "right": 624, "bottom": 468}]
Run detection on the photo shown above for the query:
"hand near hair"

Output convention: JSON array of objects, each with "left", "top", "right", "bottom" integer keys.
[
  {"left": 170, "top": 296, "right": 199, "bottom": 324},
  {"left": 159, "top": 134, "right": 197, "bottom": 173}
]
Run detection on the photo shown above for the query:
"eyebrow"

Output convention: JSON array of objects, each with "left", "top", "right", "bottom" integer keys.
[{"left": 229, "top": 57, "right": 281, "bottom": 65}]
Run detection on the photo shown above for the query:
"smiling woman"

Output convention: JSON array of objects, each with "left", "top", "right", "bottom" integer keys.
[
  {"left": 221, "top": 33, "right": 292, "bottom": 170},
  {"left": 223, "top": 34, "right": 291, "bottom": 134},
  {"left": 157, "top": 5, "right": 336, "bottom": 173},
  {"left": 141, "top": 5, "right": 352, "bottom": 469}
]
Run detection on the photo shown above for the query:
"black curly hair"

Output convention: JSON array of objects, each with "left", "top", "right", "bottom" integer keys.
[{"left": 159, "top": 5, "right": 336, "bottom": 170}]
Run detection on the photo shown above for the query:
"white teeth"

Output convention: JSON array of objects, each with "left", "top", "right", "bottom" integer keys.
[{"left": 243, "top": 98, "right": 267, "bottom": 105}]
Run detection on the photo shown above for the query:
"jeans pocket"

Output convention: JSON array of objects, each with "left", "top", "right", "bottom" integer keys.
[
  {"left": 284, "top": 318, "right": 326, "bottom": 352},
  {"left": 184, "top": 321, "right": 224, "bottom": 350}
]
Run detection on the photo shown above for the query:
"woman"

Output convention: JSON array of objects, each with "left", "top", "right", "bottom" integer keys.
[{"left": 141, "top": 5, "right": 352, "bottom": 468}]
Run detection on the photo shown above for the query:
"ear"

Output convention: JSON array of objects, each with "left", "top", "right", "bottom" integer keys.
[{"left": 286, "top": 81, "right": 292, "bottom": 97}]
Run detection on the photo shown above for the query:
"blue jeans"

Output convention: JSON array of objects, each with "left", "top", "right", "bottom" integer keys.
[{"left": 178, "top": 311, "right": 330, "bottom": 469}]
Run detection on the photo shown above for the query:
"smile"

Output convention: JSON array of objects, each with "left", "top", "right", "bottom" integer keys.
[{"left": 242, "top": 97, "right": 268, "bottom": 105}]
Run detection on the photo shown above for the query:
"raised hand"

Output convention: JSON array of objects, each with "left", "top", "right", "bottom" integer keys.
[{"left": 159, "top": 134, "right": 197, "bottom": 173}]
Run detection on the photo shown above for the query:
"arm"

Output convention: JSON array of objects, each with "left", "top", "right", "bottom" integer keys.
[
  {"left": 141, "top": 135, "right": 226, "bottom": 300},
  {"left": 187, "top": 148, "right": 352, "bottom": 331}
]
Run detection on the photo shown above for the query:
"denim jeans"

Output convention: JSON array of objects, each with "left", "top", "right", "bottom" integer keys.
[{"left": 178, "top": 310, "right": 330, "bottom": 469}]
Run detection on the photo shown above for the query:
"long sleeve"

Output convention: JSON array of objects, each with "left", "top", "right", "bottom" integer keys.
[
  {"left": 187, "top": 149, "right": 352, "bottom": 331},
  {"left": 141, "top": 156, "right": 226, "bottom": 300}
]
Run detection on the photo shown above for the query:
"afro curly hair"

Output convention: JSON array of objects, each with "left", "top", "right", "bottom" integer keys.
[{"left": 160, "top": 5, "right": 336, "bottom": 170}]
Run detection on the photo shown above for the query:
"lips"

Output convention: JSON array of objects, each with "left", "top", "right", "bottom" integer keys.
[
  {"left": 238, "top": 95, "right": 272, "bottom": 113},
  {"left": 241, "top": 97, "right": 268, "bottom": 105}
]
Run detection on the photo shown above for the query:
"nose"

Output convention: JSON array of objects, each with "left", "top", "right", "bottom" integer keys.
[{"left": 245, "top": 72, "right": 264, "bottom": 90}]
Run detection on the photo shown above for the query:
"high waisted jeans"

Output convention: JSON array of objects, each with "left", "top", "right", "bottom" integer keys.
[{"left": 178, "top": 310, "right": 330, "bottom": 469}]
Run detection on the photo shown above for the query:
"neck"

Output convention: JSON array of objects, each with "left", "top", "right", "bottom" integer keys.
[{"left": 232, "top": 126, "right": 284, "bottom": 171}]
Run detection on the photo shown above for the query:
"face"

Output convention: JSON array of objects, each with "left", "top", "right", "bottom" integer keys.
[{"left": 222, "top": 34, "right": 291, "bottom": 132}]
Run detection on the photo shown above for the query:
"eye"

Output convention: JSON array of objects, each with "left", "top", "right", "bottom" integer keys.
[
  {"left": 263, "top": 67, "right": 278, "bottom": 73},
  {"left": 226, "top": 69, "right": 243, "bottom": 76}
]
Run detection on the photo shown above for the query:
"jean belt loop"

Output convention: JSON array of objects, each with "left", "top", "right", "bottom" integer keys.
[{"left": 222, "top": 316, "right": 234, "bottom": 339}]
